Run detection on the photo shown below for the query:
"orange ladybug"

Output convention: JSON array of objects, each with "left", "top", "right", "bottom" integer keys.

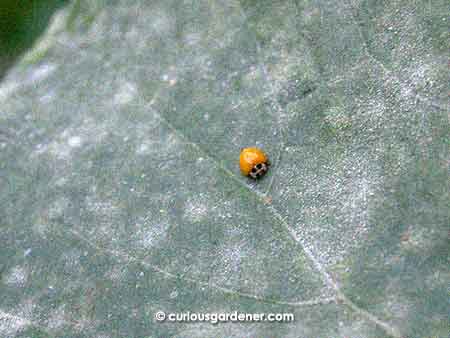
[{"left": 239, "top": 147, "right": 270, "bottom": 179}]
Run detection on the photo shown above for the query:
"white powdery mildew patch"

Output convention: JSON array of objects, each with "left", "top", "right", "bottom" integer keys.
[
  {"left": 183, "top": 32, "right": 203, "bottom": 46},
  {"left": 179, "top": 53, "right": 213, "bottom": 81},
  {"left": 126, "top": 6, "right": 175, "bottom": 52},
  {"left": 268, "top": 49, "right": 301, "bottom": 85},
  {"left": 216, "top": 200, "right": 237, "bottom": 221},
  {"left": 36, "top": 117, "right": 108, "bottom": 160},
  {"left": 32, "top": 221, "right": 50, "bottom": 238},
  {"left": 409, "top": 61, "right": 431, "bottom": 86},
  {"left": 340, "top": 176, "right": 372, "bottom": 233},
  {"left": 72, "top": 315, "right": 99, "bottom": 334},
  {"left": 391, "top": 16, "right": 421, "bottom": 57},
  {"left": 3, "top": 266, "right": 28, "bottom": 288},
  {"left": 39, "top": 89, "right": 56, "bottom": 104},
  {"left": 135, "top": 214, "right": 170, "bottom": 249},
  {"left": 105, "top": 266, "right": 128, "bottom": 283},
  {"left": 67, "top": 135, "right": 83, "bottom": 148},
  {"left": 0, "top": 81, "right": 19, "bottom": 104},
  {"left": 135, "top": 135, "right": 179, "bottom": 157},
  {"left": 150, "top": 12, "right": 174, "bottom": 35},
  {"left": 60, "top": 249, "right": 82, "bottom": 273},
  {"left": 210, "top": 224, "right": 255, "bottom": 288},
  {"left": 215, "top": 27, "right": 242, "bottom": 50},
  {"left": 284, "top": 325, "right": 308, "bottom": 338},
  {"left": 242, "top": 64, "right": 264, "bottom": 85},
  {"left": 46, "top": 305, "right": 67, "bottom": 331},
  {"left": 135, "top": 142, "right": 151, "bottom": 155},
  {"left": 29, "top": 63, "right": 58, "bottom": 83},
  {"left": 124, "top": 2, "right": 174, "bottom": 37},
  {"left": 171, "top": 319, "right": 258, "bottom": 338},
  {"left": 336, "top": 317, "right": 379, "bottom": 338},
  {"left": 405, "top": 58, "right": 443, "bottom": 96},
  {"left": 360, "top": 97, "right": 387, "bottom": 124},
  {"left": 0, "top": 310, "right": 31, "bottom": 337},
  {"left": 48, "top": 196, "right": 71, "bottom": 220},
  {"left": 135, "top": 129, "right": 183, "bottom": 160},
  {"left": 161, "top": 67, "right": 178, "bottom": 86},
  {"left": 139, "top": 224, "right": 169, "bottom": 248},
  {"left": 0, "top": 63, "right": 57, "bottom": 104},
  {"left": 113, "top": 81, "right": 137, "bottom": 105},
  {"left": 184, "top": 197, "right": 210, "bottom": 223},
  {"left": 16, "top": 298, "right": 36, "bottom": 321},
  {"left": 316, "top": 165, "right": 379, "bottom": 266},
  {"left": 280, "top": 147, "right": 381, "bottom": 267},
  {"left": 257, "top": 56, "right": 313, "bottom": 128},
  {"left": 85, "top": 195, "right": 123, "bottom": 240},
  {"left": 47, "top": 128, "right": 78, "bottom": 158},
  {"left": 214, "top": 242, "right": 246, "bottom": 284}
]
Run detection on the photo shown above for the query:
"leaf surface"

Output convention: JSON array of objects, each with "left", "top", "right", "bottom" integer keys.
[{"left": 0, "top": 0, "right": 448, "bottom": 337}]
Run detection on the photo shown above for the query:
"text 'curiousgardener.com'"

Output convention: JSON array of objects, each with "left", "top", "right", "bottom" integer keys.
[{"left": 154, "top": 311, "right": 295, "bottom": 324}]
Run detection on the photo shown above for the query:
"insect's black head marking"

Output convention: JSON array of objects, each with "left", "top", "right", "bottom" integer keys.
[{"left": 249, "top": 162, "right": 268, "bottom": 179}]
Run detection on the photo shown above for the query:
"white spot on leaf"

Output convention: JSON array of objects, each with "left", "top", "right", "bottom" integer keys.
[
  {"left": 184, "top": 198, "right": 209, "bottom": 222},
  {"left": 0, "top": 310, "right": 31, "bottom": 337},
  {"left": 47, "top": 305, "right": 67, "bottom": 330},
  {"left": 113, "top": 81, "right": 137, "bottom": 105},
  {"left": 4, "top": 266, "right": 28, "bottom": 288},
  {"left": 30, "top": 63, "right": 57, "bottom": 83},
  {"left": 68, "top": 135, "right": 82, "bottom": 148}
]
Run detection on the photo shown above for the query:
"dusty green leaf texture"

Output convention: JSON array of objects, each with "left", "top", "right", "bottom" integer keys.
[{"left": 0, "top": 0, "right": 449, "bottom": 337}]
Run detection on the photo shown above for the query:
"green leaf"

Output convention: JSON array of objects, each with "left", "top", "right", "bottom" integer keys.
[{"left": 0, "top": 0, "right": 448, "bottom": 337}]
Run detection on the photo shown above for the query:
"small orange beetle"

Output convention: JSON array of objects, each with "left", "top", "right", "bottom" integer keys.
[{"left": 239, "top": 147, "right": 270, "bottom": 179}]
